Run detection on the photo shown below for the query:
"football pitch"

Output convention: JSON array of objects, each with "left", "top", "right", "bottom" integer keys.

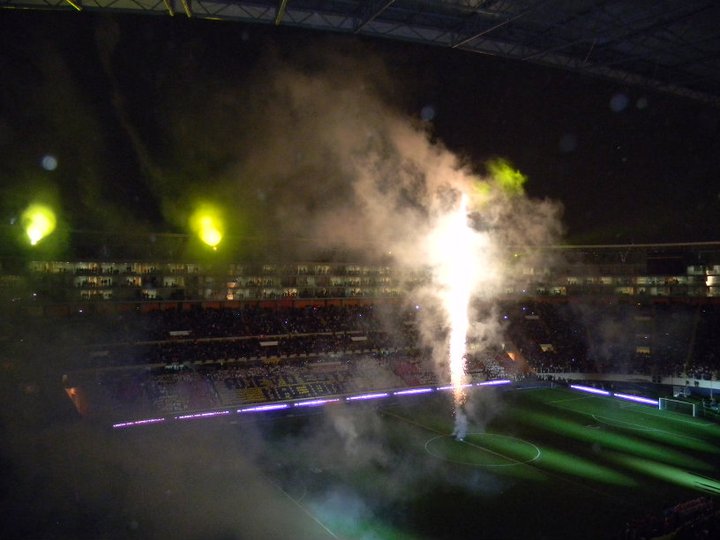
[{"left": 231, "top": 385, "right": 720, "bottom": 540}]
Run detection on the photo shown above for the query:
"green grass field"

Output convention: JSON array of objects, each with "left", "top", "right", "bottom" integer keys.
[{"left": 230, "top": 385, "right": 720, "bottom": 540}]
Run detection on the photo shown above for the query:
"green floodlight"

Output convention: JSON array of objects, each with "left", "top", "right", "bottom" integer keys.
[
  {"left": 610, "top": 453, "right": 720, "bottom": 494},
  {"left": 487, "top": 158, "right": 527, "bottom": 196},
  {"left": 21, "top": 203, "right": 57, "bottom": 246},
  {"left": 538, "top": 446, "right": 634, "bottom": 486},
  {"left": 515, "top": 410, "right": 709, "bottom": 471}
]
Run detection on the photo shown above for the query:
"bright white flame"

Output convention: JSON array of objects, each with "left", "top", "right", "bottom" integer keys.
[
  {"left": 444, "top": 195, "right": 474, "bottom": 405},
  {"left": 426, "top": 193, "right": 490, "bottom": 438}
]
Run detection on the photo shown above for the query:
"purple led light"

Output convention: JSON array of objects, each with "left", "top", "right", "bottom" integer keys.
[
  {"left": 176, "top": 410, "right": 230, "bottom": 420},
  {"left": 238, "top": 403, "right": 289, "bottom": 413},
  {"left": 112, "top": 417, "right": 165, "bottom": 429},
  {"left": 436, "top": 383, "right": 474, "bottom": 391},
  {"left": 476, "top": 379, "right": 511, "bottom": 386},
  {"left": 613, "top": 393, "right": 659, "bottom": 406},
  {"left": 346, "top": 392, "right": 389, "bottom": 401},
  {"left": 394, "top": 388, "right": 434, "bottom": 396},
  {"left": 294, "top": 399, "right": 339, "bottom": 407},
  {"left": 570, "top": 384, "right": 610, "bottom": 396}
]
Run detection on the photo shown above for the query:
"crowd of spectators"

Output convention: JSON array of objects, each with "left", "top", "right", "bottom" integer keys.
[
  {"left": 502, "top": 301, "right": 720, "bottom": 381},
  {"left": 624, "top": 496, "right": 718, "bottom": 539},
  {"left": 103, "top": 304, "right": 392, "bottom": 343},
  {"left": 58, "top": 300, "right": 720, "bottom": 419},
  {"left": 77, "top": 351, "right": 455, "bottom": 417}
]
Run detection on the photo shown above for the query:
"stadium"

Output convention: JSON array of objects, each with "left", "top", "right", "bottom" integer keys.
[
  {"left": 2, "top": 232, "right": 720, "bottom": 539},
  {"left": 2, "top": 3, "right": 720, "bottom": 540}
]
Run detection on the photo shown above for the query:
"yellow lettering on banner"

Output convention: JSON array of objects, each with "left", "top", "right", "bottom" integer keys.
[{"left": 238, "top": 388, "right": 265, "bottom": 403}]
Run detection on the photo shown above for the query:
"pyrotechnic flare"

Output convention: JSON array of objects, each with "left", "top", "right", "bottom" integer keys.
[
  {"left": 427, "top": 192, "right": 481, "bottom": 440},
  {"left": 446, "top": 195, "right": 473, "bottom": 408}
]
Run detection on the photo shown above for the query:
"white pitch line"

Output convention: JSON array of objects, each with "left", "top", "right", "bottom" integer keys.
[
  {"left": 593, "top": 412, "right": 714, "bottom": 445},
  {"left": 621, "top": 403, "right": 715, "bottom": 427},
  {"left": 549, "top": 396, "right": 594, "bottom": 405},
  {"left": 382, "top": 408, "right": 630, "bottom": 503},
  {"left": 265, "top": 477, "right": 339, "bottom": 539},
  {"left": 591, "top": 414, "right": 655, "bottom": 432},
  {"left": 424, "top": 433, "right": 542, "bottom": 468}
]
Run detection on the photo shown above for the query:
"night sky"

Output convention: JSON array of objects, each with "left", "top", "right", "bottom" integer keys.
[{"left": 2, "top": 11, "right": 720, "bottom": 246}]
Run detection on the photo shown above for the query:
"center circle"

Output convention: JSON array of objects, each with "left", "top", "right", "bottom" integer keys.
[{"left": 424, "top": 432, "right": 541, "bottom": 467}]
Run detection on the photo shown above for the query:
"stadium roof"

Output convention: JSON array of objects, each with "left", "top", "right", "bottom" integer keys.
[{"left": 3, "top": 0, "right": 720, "bottom": 106}]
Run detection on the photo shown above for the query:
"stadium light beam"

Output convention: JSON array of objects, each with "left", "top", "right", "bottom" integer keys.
[{"left": 611, "top": 454, "right": 720, "bottom": 493}]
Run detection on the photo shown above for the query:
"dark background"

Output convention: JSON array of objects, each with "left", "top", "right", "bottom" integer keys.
[{"left": 1, "top": 11, "right": 719, "bottom": 245}]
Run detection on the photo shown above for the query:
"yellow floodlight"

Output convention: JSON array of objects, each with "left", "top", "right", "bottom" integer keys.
[
  {"left": 22, "top": 203, "right": 57, "bottom": 246},
  {"left": 190, "top": 204, "right": 223, "bottom": 248}
]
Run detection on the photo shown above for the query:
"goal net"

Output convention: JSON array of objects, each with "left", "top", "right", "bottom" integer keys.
[{"left": 658, "top": 397, "right": 698, "bottom": 417}]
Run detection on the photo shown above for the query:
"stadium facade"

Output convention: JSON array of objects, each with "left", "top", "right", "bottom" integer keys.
[{"left": 3, "top": 240, "right": 720, "bottom": 312}]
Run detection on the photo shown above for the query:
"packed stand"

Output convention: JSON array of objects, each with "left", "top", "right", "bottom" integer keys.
[
  {"left": 62, "top": 300, "right": 720, "bottom": 420},
  {"left": 624, "top": 496, "right": 718, "bottom": 540}
]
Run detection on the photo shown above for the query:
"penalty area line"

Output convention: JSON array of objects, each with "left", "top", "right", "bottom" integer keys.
[
  {"left": 592, "top": 413, "right": 709, "bottom": 443},
  {"left": 622, "top": 403, "right": 715, "bottom": 427},
  {"left": 549, "top": 396, "right": 595, "bottom": 405},
  {"left": 591, "top": 414, "right": 655, "bottom": 432}
]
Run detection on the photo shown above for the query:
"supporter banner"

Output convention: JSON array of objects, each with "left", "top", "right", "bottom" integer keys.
[
  {"left": 221, "top": 371, "right": 349, "bottom": 405},
  {"left": 236, "top": 387, "right": 265, "bottom": 403},
  {"left": 260, "top": 381, "right": 346, "bottom": 402}
]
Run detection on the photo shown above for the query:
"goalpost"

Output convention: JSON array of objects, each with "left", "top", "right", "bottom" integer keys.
[{"left": 658, "top": 397, "right": 698, "bottom": 417}]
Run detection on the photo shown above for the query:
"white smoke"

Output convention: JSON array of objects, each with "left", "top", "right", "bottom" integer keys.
[
  {"left": 453, "top": 407, "right": 468, "bottom": 441},
  {"left": 232, "top": 49, "right": 563, "bottom": 435},
  {"left": 160, "top": 40, "right": 565, "bottom": 436}
]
